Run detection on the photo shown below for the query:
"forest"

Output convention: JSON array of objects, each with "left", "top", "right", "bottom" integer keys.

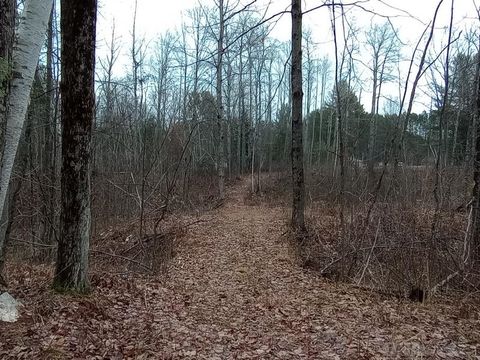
[{"left": 0, "top": 0, "right": 480, "bottom": 358}]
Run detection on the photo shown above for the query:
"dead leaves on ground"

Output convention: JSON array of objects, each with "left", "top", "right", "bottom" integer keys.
[{"left": 1, "top": 179, "right": 479, "bottom": 359}]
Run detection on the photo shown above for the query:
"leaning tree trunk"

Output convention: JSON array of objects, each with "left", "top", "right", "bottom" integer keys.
[
  {"left": 54, "top": 0, "right": 97, "bottom": 293},
  {"left": 0, "top": 0, "right": 53, "bottom": 210},
  {"left": 291, "top": 0, "right": 306, "bottom": 232},
  {"left": 0, "top": 0, "right": 53, "bottom": 280}
]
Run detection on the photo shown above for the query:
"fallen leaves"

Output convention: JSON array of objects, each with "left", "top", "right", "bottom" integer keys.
[{"left": 1, "top": 178, "right": 479, "bottom": 359}]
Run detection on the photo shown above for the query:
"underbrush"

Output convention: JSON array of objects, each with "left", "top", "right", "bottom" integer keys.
[
  {"left": 4, "top": 171, "right": 221, "bottom": 281},
  {"left": 256, "top": 167, "right": 479, "bottom": 302},
  {"left": 300, "top": 203, "right": 476, "bottom": 301},
  {"left": 92, "top": 170, "right": 220, "bottom": 229},
  {"left": 90, "top": 215, "right": 189, "bottom": 275}
]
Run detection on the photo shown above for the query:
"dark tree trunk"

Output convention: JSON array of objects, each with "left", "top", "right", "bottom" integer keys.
[
  {"left": 216, "top": 0, "right": 225, "bottom": 199},
  {"left": 39, "top": 8, "right": 56, "bottom": 254},
  {"left": 54, "top": 0, "right": 97, "bottom": 293},
  {"left": 0, "top": 0, "right": 15, "bottom": 144},
  {"left": 291, "top": 0, "right": 306, "bottom": 232},
  {"left": 0, "top": 0, "right": 15, "bottom": 122},
  {"left": 471, "top": 40, "right": 480, "bottom": 264},
  {"left": 367, "top": 68, "right": 378, "bottom": 176}
]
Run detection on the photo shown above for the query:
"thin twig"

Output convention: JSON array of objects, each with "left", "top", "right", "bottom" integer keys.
[
  {"left": 90, "top": 249, "right": 152, "bottom": 272},
  {"left": 357, "top": 218, "right": 381, "bottom": 285}
]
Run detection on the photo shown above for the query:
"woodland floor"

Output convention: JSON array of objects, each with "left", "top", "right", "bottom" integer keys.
[{"left": 1, "top": 178, "right": 480, "bottom": 359}]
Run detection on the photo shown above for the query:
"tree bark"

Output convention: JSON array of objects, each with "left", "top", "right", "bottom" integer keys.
[
  {"left": 54, "top": 0, "right": 97, "bottom": 293},
  {"left": 0, "top": 110, "right": 33, "bottom": 284},
  {"left": 332, "top": 3, "right": 345, "bottom": 226},
  {"left": 216, "top": 0, "right": 226, "bottom": 200},
  {"left": 0, "top": 0, "right": 53, "bottom": 280},
  {"left": 367, "top": 65, "right": 378, "bottom": 175},
  {"left": 39, "top": 8, "right": 56, "bottom": 253},
  {"left": 0, "top": 0, "right": 15, "bottom": 282},
  {"left": 471, "top": 36, "right": 480, "bottom": 264},
  {"left": 0, "top": 0, "right": 15, "bottom": 127},
  {"left": 291, "top": 0, "right": 306, "bottom": 232}
]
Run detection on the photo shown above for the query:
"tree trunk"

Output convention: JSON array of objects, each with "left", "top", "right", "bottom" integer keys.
[
  {"left": 216, "top": 0, "right": 225, "bottom": 199},
  {"left": 39, "top": 8, "right": 56, "bottom": 253},
  {"left": 291, "top": 0, "right": 306, "bottom": 232},
  {"left": 332, "top": 3, "right": 345, "bottom": 226},
  {"left": 471, "top": 38, "right": 480, "bottom": 264},
  {"left": 0, "top": 0, "right": 15, "bottom": 283},
  {"left": 0, "top": 0, "right": 15, "bottom": 127},
  {"left": 0, "top": 113, "right": 33, "bottom": 284},
  {"left": 54, "top": 0, "right": 97, "bottom": 293},
  {"left": 367, "top": 66, "right": 378, "bottom": 175},
  {"left": 0, "top": 0, "right": 53, "bottom": 279}
]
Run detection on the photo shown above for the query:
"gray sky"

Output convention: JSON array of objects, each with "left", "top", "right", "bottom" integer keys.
[
  {"left": 98, "top": 0, "right": 476, "bottom": 45},
  {"left": 96, "top": 0, "right": 476, "bottom": 40},
  {"left": 95, "top": 0, "right": 478, "bottom": 113}
]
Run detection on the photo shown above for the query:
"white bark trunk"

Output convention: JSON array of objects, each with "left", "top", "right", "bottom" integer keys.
[{"left": 0, "top": 0, "right": 53, "bottom": 222}]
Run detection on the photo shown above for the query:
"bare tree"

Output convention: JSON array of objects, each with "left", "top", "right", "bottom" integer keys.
[
  {"left": 331, "top": 2, "right": 346, "bottom": 225},
  {"left": 398, "top": 0, "right": 444, "bottom": 161},
  {"left": 365, "top": 22, "right": 398, "bottom": 175},
  {"left": 215, "top": 0, "right": 226, "bottom": 200},
  {"left": 470, "top": 16, "right": 480, "bottom": 264},
  {"left": 39, "top": 7, "right": 57, "bottom": 252},
  {"left": 98, "top": 22, "right": 120, "bottom": 126},
  {"left": 291, "top": 0, "right": 306, "bottom": 232}
]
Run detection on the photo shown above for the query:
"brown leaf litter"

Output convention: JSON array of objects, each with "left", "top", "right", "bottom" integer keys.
[{"left": 0, "top": 178, "right": 479, "bottom": 359}]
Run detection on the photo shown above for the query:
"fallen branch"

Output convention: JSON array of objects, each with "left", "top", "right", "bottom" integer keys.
[
  {"left": 357, "top": 218, "right": 381, "bottom": 285},
  {"left": 11, "top": 239, "right": 56, "bottom": 248},
  {"left": 90, "top": 249, "right": 152, "bottom": 272},
  {"left": 429, "top": 271, "right": 460, "bottom": 295}
]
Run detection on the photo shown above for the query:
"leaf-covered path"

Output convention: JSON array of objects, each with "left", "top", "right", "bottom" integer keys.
[{"left": 1, "top": 178, "right": 479, "bottom": 359}]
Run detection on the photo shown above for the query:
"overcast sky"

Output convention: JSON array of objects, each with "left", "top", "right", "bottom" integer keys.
[{"left": 94, "top": 0, "right": 478, "bottom": 113}]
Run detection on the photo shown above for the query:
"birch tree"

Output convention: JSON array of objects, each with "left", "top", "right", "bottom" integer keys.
[{"left": 0, "top": 0, "right": 53, "bottom": 280}]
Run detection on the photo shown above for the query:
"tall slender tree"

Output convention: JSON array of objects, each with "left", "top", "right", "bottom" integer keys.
[
  {"left": 39, "top": 7, "right": 57, "bottom": 251},
  {"left": 470, "top": 32, "right": 480, "bottom": 264},
  {"left": 366, "top": 23, "right": 398, "bottom": 174},
  {"left": 0, "top": 0, "right": 15, "bottom": 285},
  {"left": 291, "top": 0, "right": 306, "bottom": 232},
  {"left": 54, "top": 0, "right": 97, "bottom": 292},
  {"left": 216, "top": 0, "right": 226, "bottom": 200}
]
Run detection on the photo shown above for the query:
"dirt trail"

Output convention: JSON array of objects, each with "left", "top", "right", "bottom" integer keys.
[
  {"left": 144, "top": 177, "right": 478, "bottom": 359},
  {"left": 1, "top": 178, "right": 479, "bottom": 359}
]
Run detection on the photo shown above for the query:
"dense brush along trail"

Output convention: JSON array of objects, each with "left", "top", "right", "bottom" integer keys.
[{"left": 1, "top": 178, "right": 479, "bottom": 359}]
